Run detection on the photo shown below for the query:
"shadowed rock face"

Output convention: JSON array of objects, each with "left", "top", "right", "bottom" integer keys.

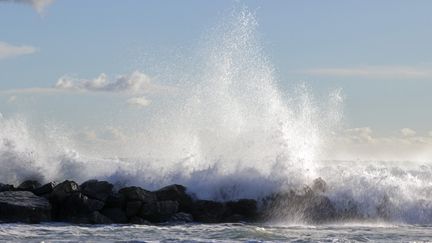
[
  {"left": 0, "top": 191, "right": 51, "bottom": 223},
  {"left": 80, "top": 180, "right": 114, "bottom": 201}
]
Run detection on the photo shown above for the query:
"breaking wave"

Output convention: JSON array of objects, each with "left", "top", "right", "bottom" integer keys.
[{"left": 0, "top": 6, "right": 431, "bottom": 224}]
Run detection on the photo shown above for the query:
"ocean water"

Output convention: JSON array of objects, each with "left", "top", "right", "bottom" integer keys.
[{"left": 0, "top": 223, "right": 431, "bottom": 242}]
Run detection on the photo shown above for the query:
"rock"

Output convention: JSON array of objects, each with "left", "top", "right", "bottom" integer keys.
[
  {"left": 169, "top": 212, "right": 193, "bottom": 223},
  {"left": 155, "top": 184, "right": 193, "bottom": 212},
  {"left": 157, "top": 200, "right": 179, "bottom": 218},
  {"left": 56, "top": 193, "right": 104, "bottom": 221},
  {"left": 129, "top": 216, "right": 150, "bottom": 224},
  {"left": 0, "top": 191, "right": 51, "bottom": 223},
  {"left": 119, "top": 186, "right": 157, "bottom": 204},
  {"left": 33, "top": 182, "right": 57, "bottom": 196},
  {"left": 50, "top": 180, "right": 80, "bottom": 203},
  {"left": 80, "top": 180, "right": 113, "bottom": 201},
  {"left": 192, "top": 200, "right": 226, "bottom": 223},
  {"left": 261, "top": 190, "right": 336, "bottom": 224},
  {"left": 226, "top": 199, "right": 257, "bottom": 220},
  {"left": 139, "top": 201, "right": 158, "bottom": 221},
  {"left": 126, "top": 201, "right": 142, "bottom": 217},
  {"left": 0, "top": 183, "right": 14, "bottom": 192},
  {"left": 105, "top": 193, "right": 125, "bottom": 208},
  {"left": 17, "top": 180, "right": 42, "bottom": 191},
  {"left": 89, "top": 211, "right": 113, "bottom": 224},
  {"left": 312, "top": 177, "right": 327, "bottom": 193},
  {"left": 101, "top": 207, "right": 128, "bottom": 223}
]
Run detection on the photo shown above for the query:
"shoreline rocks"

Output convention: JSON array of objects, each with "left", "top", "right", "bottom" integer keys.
[{"left": 0, "top": 178, "right": 343, "bottom": 225}]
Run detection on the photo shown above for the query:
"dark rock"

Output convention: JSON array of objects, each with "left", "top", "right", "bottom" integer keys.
[
  {"left": 81, "top": 180, "right": 113, "bottom": 201},
  {"left": 312, "top": 177, "right": 327, "bottom": 193},
  {"left": 129, "top": 216, "right": 150, "bottom": 224},
  {"left": 89, "top": 211, "right": 113, "bottom": 224},
  {"left": 169, "top": 212, "right": 193, "bottom": 223},
  {"left": 17, "top": 180, "right": 42, "bottom": 191},
  {"left": 0, "top": 191, "right": 51, "bottom": 223},
  {"left": 56, "top": 193, "right": 104, "bottom": 221},
  {"left": 223, "top": 214, "right": 246, "bottom": 222},
  {"left": 155, "top": 184, "right": 193, "bottom": 212},
  {"left": 192, "top": 200, "right": 226, "bottom": 223},
  {"left": 101, "top": 207, "right": 128, "bottom": 223},
  {"left": 126, "top": 201, "right": 142, "bottom": 217},
  {"left": 0, "top": 183, "right": 14, "bottom": 192},
  {"left": 50, "top": 180, "right": 80, "bottom": 203},
  {"left": 32, "top": 182, "right": 57, "bottom": 196},
  {"left": 226, "top": 199, "right": 257, "bottom": 220},
  {"left": 119, "top": 186, "right": 157, "bottom": 204},
  {"left": 261, "top": 189, "right": 336, "bottom": 224},
  {"left": 105, "top": 193, "right": 125, "bottom": 208},
  {"left": 138, "top": 201, "right": 159, "bottom": 221},
  {"left": 157, "top": 200, "right": 179, "bottom": 218}
]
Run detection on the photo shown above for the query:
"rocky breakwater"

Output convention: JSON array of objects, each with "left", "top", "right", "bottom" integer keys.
[{"left": 0, "top": 178, "right": 343, "bottom": 224}]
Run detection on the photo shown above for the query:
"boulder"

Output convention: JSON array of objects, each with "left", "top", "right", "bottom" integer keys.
[
  {"left": 89, "top": 211, "right": 113, "bottom": 224},
  {"left": 157, "top": 200, "right": 179, "bottom": 219},
  {"left": 80, "top": 180, "right": 113, "bottom": 201},
  {"left": 312, "top": 177, "right": 327, "bottom": 193},
  {"left": 154, "top": 184, "right": 193, "bottom": 212},
  {"left": 126, "top": 201, "right": 142, "bottom": 217},
  {"left": 33, "top": 182, "right": 57, "bottom": 196},
  {"left": 104, "top": 193, "right": 125, "bottom": 208},
  {"left": 119, "top": 186, "right": 157, "bottom": 204},
  {"left": 192, "top": 200, "right": 226, "bottom": 223},
  {"left": 50, "top": 180, "right": 80, "bottom": 203},
  {"left": 0, "top": 191, "right": 51, "bottom": 223},
  {"left": 17, "top": 180, "right": 42, "bottom": 191},
  {"left": 101, "top": 207, "right": 128, "bottom": 223},
  {"left": 129, "top": 216, "right": 150, "bottom": 224},
  {"left": 225, "top": 199, "right": 257, "bottom": 220},
  {"left": 56, "top": 193, "right": 104, "bottom": 221},
  {"left": 169, "top": 212, "right": 193, "bottom": 223},
  {"left": 0, "top": 183, "right": 14, "bottom": 192}
]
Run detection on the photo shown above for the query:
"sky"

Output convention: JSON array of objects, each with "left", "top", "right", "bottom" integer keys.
[{"left": 1, "top": 0, "right": 432, "bottom": 161}]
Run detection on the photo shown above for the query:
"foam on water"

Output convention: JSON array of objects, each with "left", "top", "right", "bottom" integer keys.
[{"left": 0, "top": 6, "right": 431, "bottom": 224}]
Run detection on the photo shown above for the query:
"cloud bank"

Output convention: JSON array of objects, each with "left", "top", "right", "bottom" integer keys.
[
  {"left": 55, "top": 71, "right": 165, "bottom": 94},
  {"left": 0, "top": 0, "right": 55, "bottom": 14},
  {"left": 0, "top": 41, "right": 37, "bottom": 59},
  {"left": 126, "top": 96, "right": 151, "bottom": 107},
  {"left": 299, "top": 66, "right": 432, "bottom": 79}
]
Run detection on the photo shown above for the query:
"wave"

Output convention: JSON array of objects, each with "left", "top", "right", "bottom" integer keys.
[{"left": 0, "top": 6, "right": 431, "bottom": 224}]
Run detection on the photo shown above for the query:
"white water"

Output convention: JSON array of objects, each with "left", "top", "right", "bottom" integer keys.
[{"left": 1, "top": 7, "right": 432, "bottom": 224}]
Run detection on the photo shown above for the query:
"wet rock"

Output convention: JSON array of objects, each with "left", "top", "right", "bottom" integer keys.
[
  {"left": 80, "top": 180, "right": 113, "bottom": 201},
  {"left": 101, "top": 207, "right": 128, "bottom": 223},
  {"left": 89, "top": 211, "right": 113, "bottom": 224},
  {"left": 192, "top": 200, "right": 226, "bottom": 223},
  {"left": 169, "top": 212, "right": 193, "bottom": 223},
  {"left": 226, "top": 199, "right": 257, "bottom": 220},
  {"left": 129, "top": 216, "right": 150, "bottom": 224},
  {"left": 119, "top": 186, "right": 157, "bottom": 204},
  {"left": 32, "top": 182, "right": 57, "bottom": 196},
  {"left": 17, "top": 180, "right": 41, "bottom": 191},
  {"left": 261, "top": 189, "right": 336, "bottom": 224},
  {"left": 126, "top": 201, "right": 142, "bottom": 217},
  {"left": 155, "top": 184, "right": 193, "bottom": 212},
  {"left": 56, "top": 193, "right": 104, "bottom": 221},
  {"left": 50, "top": 180, "right": 80, "bottom": 203},
  {"left": 104, "top": 193, "right": 125, "bottom": 208},
  {"left": 157, "top": 200, "right": 179, "bottom": 218},
  {"left": 0, "top": 183, "right": 14, "bottom": 192},
  {"left": 0, "top": 191, "right": 51, "bottom": 223},
  {"left": 312, "top": 177, "right": 327, "bottom": 193}
]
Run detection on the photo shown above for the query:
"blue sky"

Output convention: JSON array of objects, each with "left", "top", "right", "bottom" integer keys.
[{"left": 1, "top": 0, "right": 432, "bottom": 146}]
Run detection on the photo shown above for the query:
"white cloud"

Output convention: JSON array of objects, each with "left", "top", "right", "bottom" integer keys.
[
  {"left": 127, "top": 96, "right": 151, "bottom": 107},
  {"left": 7, "top": 96, "right": 17, "bottom": 103},
  {"left": 55, "top": 71, "right": 165, "bottom": 94},
  {"left": 299, "top": 66, "right": 432, "bottom": 79},
  {"left": 400, "top": 128, "right": 417, "bottom": 137},
  {"left": 0, "top": 41, "right": 37, "bottom": 60},
  {"left": 0, "top": 0, "right": 55, "bottom": 14}
]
